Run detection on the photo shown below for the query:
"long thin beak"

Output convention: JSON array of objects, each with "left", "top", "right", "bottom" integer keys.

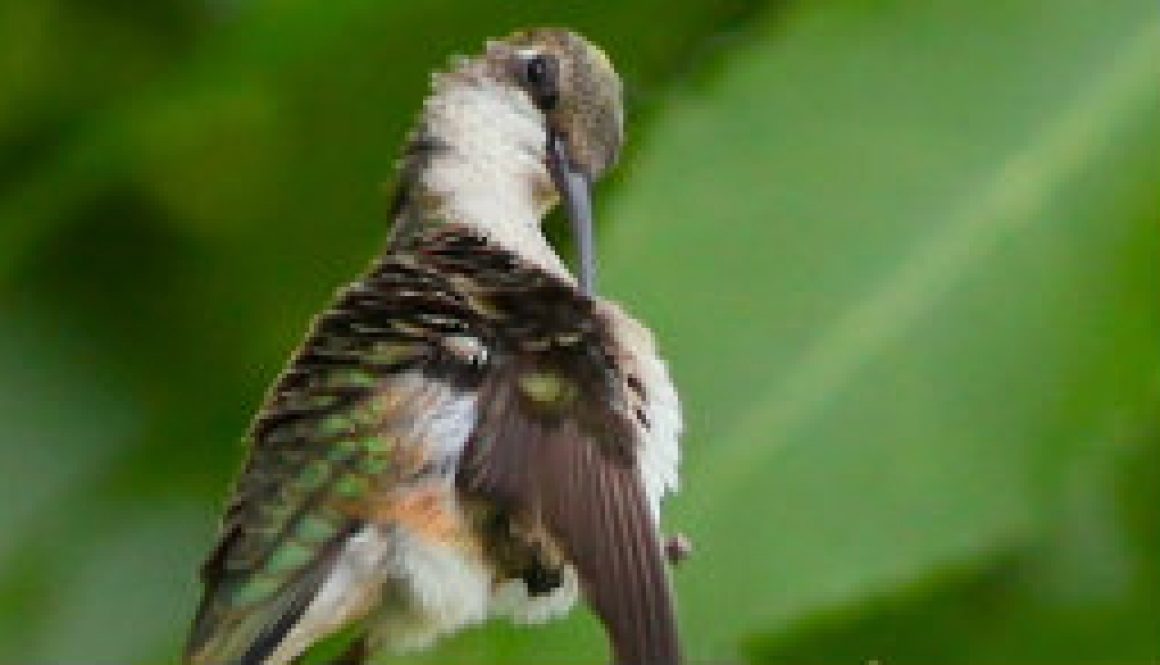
[{"left": 547, "top": 133, "right": 596, "bottom": 296}]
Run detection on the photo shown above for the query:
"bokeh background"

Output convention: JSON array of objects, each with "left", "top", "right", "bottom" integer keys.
[{"left": 2, "top": 0, "right": 1159, "bottom": 662}]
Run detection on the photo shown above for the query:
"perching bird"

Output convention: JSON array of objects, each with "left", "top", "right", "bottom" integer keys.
[{"left": 185, "top": 28, "right": 682, "bottom": 665}]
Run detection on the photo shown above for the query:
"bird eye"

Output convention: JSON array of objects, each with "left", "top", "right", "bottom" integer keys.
[
  {"left": 525, "top": 55, "right": 549, "bottom": 86},
  {"left": 520, "top": 54, "right": 559, "bottom": 110}
]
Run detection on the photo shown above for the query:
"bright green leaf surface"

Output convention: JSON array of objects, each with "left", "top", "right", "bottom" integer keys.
[{"left": 604, "top": 0, "right": 1160, "bottom": 659}]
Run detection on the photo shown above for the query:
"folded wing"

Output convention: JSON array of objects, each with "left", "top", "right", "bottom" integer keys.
[{"left": 459, "top": 358, "right": 681, "bottom": 665}]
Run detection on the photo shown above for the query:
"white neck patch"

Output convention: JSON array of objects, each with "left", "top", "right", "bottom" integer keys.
[{"left": 417, "top": 76, "right": 572, "bottom": 283}]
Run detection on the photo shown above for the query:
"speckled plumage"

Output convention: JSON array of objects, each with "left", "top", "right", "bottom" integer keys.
[{"left": 186, "top": 28, "right": 682, "bottom": 665}]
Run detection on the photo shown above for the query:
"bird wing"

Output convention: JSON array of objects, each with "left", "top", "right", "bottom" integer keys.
[
  {"left": 186, "top": 257, "right": 483, "bottom": 665},
  {"left": 187, "top": 224, "right": 680, "bottom": 665},
  {"left": 457, "top": 329, "right": 681, "bottom": 665},
  {"left": 413, "top": 223, "right": 681, "bottom": 665}
]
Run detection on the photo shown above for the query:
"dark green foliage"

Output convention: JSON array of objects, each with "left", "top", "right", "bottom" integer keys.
[{"left": 1, "top": 0, "right": 1158, "bottom": 663}]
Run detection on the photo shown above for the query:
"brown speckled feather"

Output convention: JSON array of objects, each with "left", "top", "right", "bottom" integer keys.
[
  {"left": 187, "top": 229, "right": 490, "bottom": 665},
  {"left": 188, "top": 224, "right": 678, "bottom": 665},
  {"left": 434, "top": 225, "right": 680, "bottom": 665}
]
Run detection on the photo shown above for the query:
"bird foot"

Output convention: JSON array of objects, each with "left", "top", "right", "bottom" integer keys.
[{"left": 664, "top": 533, "right": 692, "bottom": 566}]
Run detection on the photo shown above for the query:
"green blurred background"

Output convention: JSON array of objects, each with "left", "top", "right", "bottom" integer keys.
[{"left": 2, "top": 0, "right": 1159, "bottom": 662}]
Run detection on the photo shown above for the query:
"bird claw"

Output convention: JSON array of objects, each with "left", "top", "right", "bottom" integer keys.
[{"left": 663, "top": 533, "right": 692, "bottom": 566}]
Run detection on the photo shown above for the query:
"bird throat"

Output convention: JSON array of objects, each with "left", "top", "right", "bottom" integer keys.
[{"left": 389, "top": 74, "right": 573, "bottom": 283}]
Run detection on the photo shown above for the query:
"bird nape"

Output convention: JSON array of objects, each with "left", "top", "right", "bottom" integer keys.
[{"left": 184, "top": 28, "right": 684, "bottom": 665}]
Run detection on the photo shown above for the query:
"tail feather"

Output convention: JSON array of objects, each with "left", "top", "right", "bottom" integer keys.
[{"left": 185, "top": 534, "right": 350, "bottom": 665}]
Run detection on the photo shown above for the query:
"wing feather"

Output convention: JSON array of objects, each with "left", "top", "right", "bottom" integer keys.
[
  {"left": 460, "top": 365, "right": 681, "bottom": 665},
  {"left": 188, "top": 248, "right": 484, "bottom": 665},
  {"left": 186, "top": 524, "right": 355, "bottom": 665}
]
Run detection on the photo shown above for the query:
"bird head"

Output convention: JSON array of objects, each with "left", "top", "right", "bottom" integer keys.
[
  {"left": 487, "top": 29, "right": 625, "bottom": 181},
  {"left": 480, "top": 29, "right": 625, "bottom": 295}
]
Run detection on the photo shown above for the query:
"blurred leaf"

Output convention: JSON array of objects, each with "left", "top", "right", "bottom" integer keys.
[
  {"left": 0, "top": 310, "right": 138, "bottom": 564},
  {"left": 0, "top": 0, "right": 202, "bottom": 273},
  {"left": 598, "top": 0, "right": 1160, "bottom": 659},
  {"left": 0, "top": 0, "right": 766, "bottom": 279},
  {"left": 750, "top": 410, "right": 1160, "bottom": 663},
  {"left": 0, "top": 0, "right": 199, "bottom": 141},
  {"left": 0, "top": 307, "right": 142, "bottom": 661},
  {"left": 22, "top": 502, "right": 213, "bottom": 665},
  {"left": 1117, "top": 406, "right": 1160, "bottom": 593}
]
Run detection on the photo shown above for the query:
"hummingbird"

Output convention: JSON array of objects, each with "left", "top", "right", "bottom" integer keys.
[{"left": 185, "top": 28, "right": 683, "bottom": 665}]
